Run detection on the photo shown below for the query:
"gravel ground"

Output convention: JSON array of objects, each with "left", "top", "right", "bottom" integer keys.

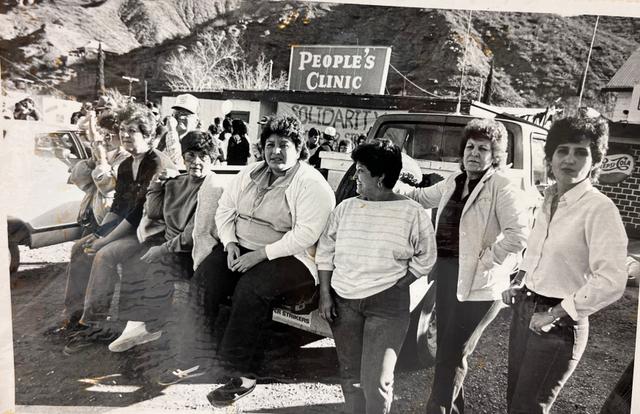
[{"left": 10, "top": 243, "right": 638, "bottom": 413}]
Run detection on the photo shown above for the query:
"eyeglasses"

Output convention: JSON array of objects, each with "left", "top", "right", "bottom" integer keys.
[{"left": 184, "top": 151, "right": 212, "bottom": 162}]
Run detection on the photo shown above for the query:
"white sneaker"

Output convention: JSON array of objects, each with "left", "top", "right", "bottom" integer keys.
[{"left": 108, "top": 321, "right": 162, "bottom": 352}]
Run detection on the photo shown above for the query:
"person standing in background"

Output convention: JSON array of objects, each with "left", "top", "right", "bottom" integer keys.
[
  {"left": 226, "top": 119, "right": 251, "bottom": 166},
  {"left": 157, "top": 94, "right": 200, "bottom": 169}
]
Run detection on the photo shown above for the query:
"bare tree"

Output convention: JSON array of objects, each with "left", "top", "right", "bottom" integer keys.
[{"left": 163, "top": 30, "right": 287, "bottom": 91}]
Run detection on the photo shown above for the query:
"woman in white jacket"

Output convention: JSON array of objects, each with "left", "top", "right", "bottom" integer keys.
[
  {"left": 400, "top": 118, "right": 530, "bottom": 414},
  {"left": 191, "top": 115, "right": 335, "bottom": 402}
]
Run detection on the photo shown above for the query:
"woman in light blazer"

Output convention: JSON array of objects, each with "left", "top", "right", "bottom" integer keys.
[{"left": 399, "top": 118, "right": 530, "bottom": 414}]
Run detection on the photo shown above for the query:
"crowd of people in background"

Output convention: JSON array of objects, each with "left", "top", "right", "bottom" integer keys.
[{"left": 11, "top": 89, "right": 626, "bottom": 414}]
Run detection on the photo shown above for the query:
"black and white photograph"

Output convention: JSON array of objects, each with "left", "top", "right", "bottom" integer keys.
[{"left": 0, "top": 0, "right": 639, "bottom": 413}]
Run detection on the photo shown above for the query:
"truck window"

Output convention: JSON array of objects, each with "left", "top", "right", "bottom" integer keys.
[
  {"left": 376, "top": 120, "right": 514, "bottom": 165},
  {"left": 411, "top": 124, "right": 443, "bottom": 160},
  {"left": 531, "top": 137, "right": 548, "bottom": 187},
  {"left": 35, "top": 132, "right": 81, "bottom": 164}
]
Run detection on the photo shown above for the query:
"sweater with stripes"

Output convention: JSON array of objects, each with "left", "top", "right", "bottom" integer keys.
[{"left": 316, "top": 196, "right": 437, "bottom": 299}]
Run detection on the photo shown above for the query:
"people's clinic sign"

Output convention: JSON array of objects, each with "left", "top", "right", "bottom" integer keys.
[{"left": 288, "top": 45, "right": 392, "bottom": 94}]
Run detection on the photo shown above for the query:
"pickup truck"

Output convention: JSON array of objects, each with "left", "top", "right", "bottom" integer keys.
[{"left": 273, "top": 111, "right": 549, "bottom": 367}]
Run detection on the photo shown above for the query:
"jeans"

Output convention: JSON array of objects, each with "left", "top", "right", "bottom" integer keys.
[
  {"left": 193, "top": 244, "right": 315, "bottom": 372},
  {"left": 331, "top": 285, "right": 410, "bottom": 414},
  {"left": 64, "top": 234, "right": 143, "bottom": 325},
  {"left": 426, "top": 257, "right": 503, "bottom": 414},
  {"left": 507, "top": 286, "right": 589, "bottom": 414}
]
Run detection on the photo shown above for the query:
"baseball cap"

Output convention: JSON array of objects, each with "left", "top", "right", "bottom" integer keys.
[
  {"left": 324, "top": 126, "right": 337, "bottom": 138},
  {"left": 172, "top": 94, "right": 199, "bottom": 115}
]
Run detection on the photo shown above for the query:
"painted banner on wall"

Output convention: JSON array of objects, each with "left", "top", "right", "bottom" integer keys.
[
  {"left": 277, "top": 102, "right": 401, "bottom": 142},
  {"left": 288, "top": 45, "right": 392, "bottom": 94}
]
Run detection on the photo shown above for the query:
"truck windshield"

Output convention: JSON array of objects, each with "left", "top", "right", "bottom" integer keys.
[{"left": 375, "top": 122, "right": 514, "bottom": 165}]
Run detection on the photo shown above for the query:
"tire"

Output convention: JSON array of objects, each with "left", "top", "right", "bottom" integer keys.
[
  {"left": 9, "top": 242, "right": 20, "bottom": 274},
  {"left": 398, "top": 282, "right": 437, "bottom": 369}
]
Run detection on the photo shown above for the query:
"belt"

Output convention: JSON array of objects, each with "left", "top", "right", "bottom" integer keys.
[{"left": 521, "top": 285, "right": 562, "bottom": 308}]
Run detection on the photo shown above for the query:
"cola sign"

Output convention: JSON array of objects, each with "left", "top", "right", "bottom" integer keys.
[{"left": 599, "top": 154, "right": 635, "bottom": 184}]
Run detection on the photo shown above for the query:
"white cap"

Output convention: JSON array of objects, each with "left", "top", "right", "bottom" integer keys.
[
  {"left": 324, "top": 126, "right": 337, "bottom": 137},
  {"left": 172, "top": 94, "right": 199, "bottom": 114}
]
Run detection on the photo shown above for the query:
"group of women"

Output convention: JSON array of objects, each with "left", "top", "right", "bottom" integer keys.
[
  {"left": 65, "top": 104, "right": 628, "bottom": 413},
  {"left": 183, "top": 112, "right": 627, "bottom": 413}
]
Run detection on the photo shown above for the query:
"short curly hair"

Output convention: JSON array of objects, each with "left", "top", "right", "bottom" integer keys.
[
  {"left": 115, "top": 103, "right": 157, "bottom": 139},
  {"left": 459, "top": 118, "right": 509, "bottom": 171},
  {"left": 181, "top": 130, "right": 219, "bottom": 159},
  {"left": 259, "top": 115, "right": 309, "bottom": 161},
  {"left": 351, "top": 139, "right": 402, "bottom": 189},
  {"left": 544, "top": 116, "right": 609, "bottom": 181}
]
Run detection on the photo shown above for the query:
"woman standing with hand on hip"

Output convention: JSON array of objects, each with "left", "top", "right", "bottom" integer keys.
[
  {"left": 502, "top": 117, "right": 628, "bottom": 414},
  {"left": 398, "top": 118, "right": 530, "bottom": 414}
]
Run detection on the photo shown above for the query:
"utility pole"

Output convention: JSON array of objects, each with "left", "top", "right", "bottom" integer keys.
[
  {"left": 144, "top": 80, "right": 148, "bottom": 104},
  {"left": 578, "top": 16, "right": 599, "bottom": 109},
  {"left": 122, "top": 75, "right": 139, "bottom": 98},
  {"left": 268, "top": 60, "right": 273, "bottom": 90}
]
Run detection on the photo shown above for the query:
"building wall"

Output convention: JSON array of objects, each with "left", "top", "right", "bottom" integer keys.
[{"left": 595, "top": 141, "right": 640, "bottom": 237}]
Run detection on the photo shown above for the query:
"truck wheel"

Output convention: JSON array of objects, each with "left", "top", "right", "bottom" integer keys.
[
  {"left": 9, "top": 242, "right": 20, "bottom": 274},
  {"left": 398, "top": 282, "right": 437, "bottom": 369}
]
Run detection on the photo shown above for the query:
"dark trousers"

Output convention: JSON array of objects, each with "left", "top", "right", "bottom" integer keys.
[
  {"left": 118, "top": 246, "right": 193, "bottom": 330},
  {"left": 507, "top": 286, "right": 589, "bottom": 414},
  {"left": 426, "top": 257, "right": 503, "bottom": 414},
  {"left": 64, "top": 234, "right": 143, "bottom": 325},
  {"left": 193, "top": 244, "right": 315, "bottom": 372},
  {"left": 331, "top": 285, "right": 410, "bottom": 414}
]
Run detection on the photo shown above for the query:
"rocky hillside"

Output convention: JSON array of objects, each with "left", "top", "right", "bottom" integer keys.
[{"left": 1, "top": 0, "right": 639, "bottom": 112}]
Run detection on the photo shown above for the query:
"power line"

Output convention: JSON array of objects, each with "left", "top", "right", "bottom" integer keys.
[{"left": 389, "top": 64, "right": 441, "bottom": 98}]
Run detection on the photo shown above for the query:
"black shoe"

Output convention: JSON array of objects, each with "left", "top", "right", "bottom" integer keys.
[
  {"left": 63, "top": 326, "right": 118, "bottom": 355},
  {"left": 44, "top": 318, "right": 86, "bottom": 337},
  {"left": 156, "top": 365, "right": 206, "bottom": 386}
]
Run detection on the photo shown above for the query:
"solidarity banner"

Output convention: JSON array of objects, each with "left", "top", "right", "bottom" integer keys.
[
  {"left": 288, "top": 45, "right": 392, "bottom": 94},
  {"left": 278, "top": 102, "right": 401, "bottom": 142}
]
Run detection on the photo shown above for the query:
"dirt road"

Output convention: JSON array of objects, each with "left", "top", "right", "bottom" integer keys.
[{"left": 10, "top": 243, "right": 637, "bottom": 413}]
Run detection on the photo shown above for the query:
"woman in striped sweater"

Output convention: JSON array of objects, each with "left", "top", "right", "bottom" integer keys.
[{"left": 316, "top": 140, "right": 438, "bottom": 414}]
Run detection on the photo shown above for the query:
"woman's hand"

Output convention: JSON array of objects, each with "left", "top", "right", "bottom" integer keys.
[
  {"left": 231, "top": 248, "right": 267, "bottom": 273},
  {"left": 529, "top": 312, "right": 558, "bottom": 335},
  {"left": 140, "top": 245, "right": 167, "bottom": 263},
  {"left": 319, "top": 289, "right": 337, "bottom": 323},
  {"left": 226, "top": 242, "right": 241, "bottom": 270},
  {"left": 502, "top": 271, "right": 525, "bottom": 306},
  {"left": 84, "top": 236, "right": 108, "bottom": 255},
  {"left": 502, "top": 286, "right": 522, "bottom": 306}
]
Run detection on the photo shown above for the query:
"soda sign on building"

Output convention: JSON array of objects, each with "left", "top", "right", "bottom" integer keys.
[
  {"left": 288, "top": 45, "right": 392, "bottom": 95},
  {"left": 599, "top": 153, "right": 635, "bottom": 184}
]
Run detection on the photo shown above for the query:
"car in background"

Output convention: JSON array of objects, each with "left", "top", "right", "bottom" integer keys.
[{"left": 3, "top": 120, "right": 89, "bottom": 273}]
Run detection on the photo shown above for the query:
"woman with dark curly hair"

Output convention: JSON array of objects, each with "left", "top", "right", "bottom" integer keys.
[
  {"left": 165, "top": 115, "right": 335, "bottom": 395},
  {"left": 502, "top": 116, "right": 628, "bottom": 414},
  {"left": 316, "top": 140, "right": 437, "bottom": 414},
  {"left": 398, "top": 118, "right": 530, "bottom": 414}
]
